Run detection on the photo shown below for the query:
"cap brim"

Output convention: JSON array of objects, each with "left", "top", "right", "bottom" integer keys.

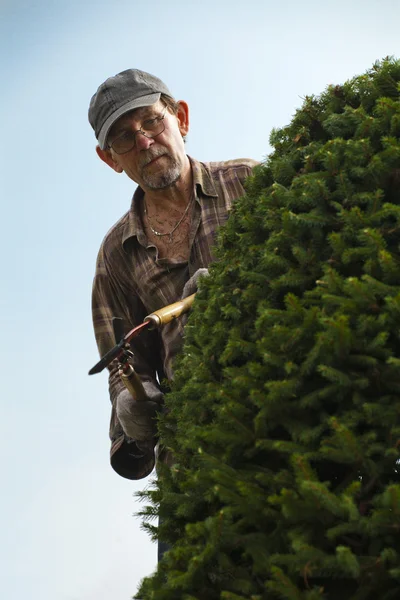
[{"left": 98, "top": 92, "right": 161, "bottom": 149}]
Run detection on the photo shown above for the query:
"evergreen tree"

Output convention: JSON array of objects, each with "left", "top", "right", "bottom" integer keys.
[{"left": 136, "top": 58, "right": 400, "bottom": 600}]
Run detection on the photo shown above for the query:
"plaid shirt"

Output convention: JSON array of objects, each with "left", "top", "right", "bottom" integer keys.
[{"left": 92, "top": 156, "right": 259, "bottom": 479}]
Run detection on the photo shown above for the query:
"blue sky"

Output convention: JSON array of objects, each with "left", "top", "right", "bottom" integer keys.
[{"left": 1, "top": 0, "right": 399, "bottom": 598}]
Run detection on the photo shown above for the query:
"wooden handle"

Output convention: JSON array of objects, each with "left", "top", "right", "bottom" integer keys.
[
  {"left": 144, "top": 293, "right": 196, "bottom": 328},
  {"left": 119, "top": 364, "right": 148, "bottom": 402}
]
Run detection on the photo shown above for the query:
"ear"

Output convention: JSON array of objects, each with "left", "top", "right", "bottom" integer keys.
[
  {"left": 176, "top": 101, "right": 189, "bottom": 137},
  {"left": 95, "top": 145, "right": 123, "bottom": 173}
]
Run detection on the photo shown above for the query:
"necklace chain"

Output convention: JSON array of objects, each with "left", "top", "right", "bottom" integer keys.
[{"left": 144, "top": 196, "right": 194, "bottom": 243}]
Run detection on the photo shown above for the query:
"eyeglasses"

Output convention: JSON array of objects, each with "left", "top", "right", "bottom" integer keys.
[{"left": 108, "top": 109, "right": 167, "bottom": 154}]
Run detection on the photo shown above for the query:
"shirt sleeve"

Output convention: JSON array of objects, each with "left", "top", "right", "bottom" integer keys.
[{"left": 92, "top": 244, "right": 165, "bottom": 480}]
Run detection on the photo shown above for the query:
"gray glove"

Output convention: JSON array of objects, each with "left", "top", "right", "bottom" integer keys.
[
  {"left": 181, "top": 268, "right": 209, "bottom": 299},
  {"left": 116, "top": 383, "right": 163, "bottom": 443}
]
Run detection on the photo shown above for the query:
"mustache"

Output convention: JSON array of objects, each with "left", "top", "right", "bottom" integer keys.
[{"left": 139, "top": 146, "right": 169, "bottom": 168}]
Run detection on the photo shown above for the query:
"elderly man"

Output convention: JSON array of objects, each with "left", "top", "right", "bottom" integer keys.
[{"left": 89, "top": 69, "right": 258, "bottom": 483}]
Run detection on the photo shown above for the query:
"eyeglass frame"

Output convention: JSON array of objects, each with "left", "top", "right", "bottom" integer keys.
[{"left": 106, "top": 107, "right": 168, "bottom": 155}]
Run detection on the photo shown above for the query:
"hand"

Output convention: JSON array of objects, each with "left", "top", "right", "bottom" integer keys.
[
  {"left": 180, "top": 269, "right": 209, "bottom": 327},
  {"left": 116, "top": 388, "right": 162, "bottom": 442},
  {"left": 181, "top": 268, "right": 209, "bottom": 299}
]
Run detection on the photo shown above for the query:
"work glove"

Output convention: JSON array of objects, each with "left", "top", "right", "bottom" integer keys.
[
  {"left": 181, "top": 268, "right": 209, "bottom": 299},
  {"left": 116, "top": 383, "right": 163, "bottom": 445},
  {"left": 180, "top": 268, "right": 209, "bottom": 327}
]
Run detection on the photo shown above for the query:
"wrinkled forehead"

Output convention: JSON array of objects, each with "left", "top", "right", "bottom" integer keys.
[{"left": 108, "top": 99, "right": 165, "bottom": 138}]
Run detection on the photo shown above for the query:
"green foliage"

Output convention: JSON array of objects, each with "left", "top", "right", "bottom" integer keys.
[{"left": 135, "top": 58, "right": 400, "bottom": 599}]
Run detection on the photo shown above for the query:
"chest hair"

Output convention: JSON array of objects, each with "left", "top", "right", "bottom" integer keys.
[{"left": 143, "top": 207, "right": 192, "bottom": 262}]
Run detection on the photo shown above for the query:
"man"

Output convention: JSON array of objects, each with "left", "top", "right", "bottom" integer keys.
[{"left": 89, "top": 69, "right": 258, "bottom": 482}]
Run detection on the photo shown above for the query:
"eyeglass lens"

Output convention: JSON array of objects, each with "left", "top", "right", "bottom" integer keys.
[{"left": 111, "top": 112, "right": 166, "bottom": 154}]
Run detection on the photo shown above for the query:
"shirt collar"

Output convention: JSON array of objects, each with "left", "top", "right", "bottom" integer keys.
[
  {"left": 122, "top": 156, "right": 218, "bottom": 246},
  {"left": 122, "top": 185, "right": 145, "bottom": 247},
  {"left": 189, "top": 156, "right": 218, "bottom": 199}
]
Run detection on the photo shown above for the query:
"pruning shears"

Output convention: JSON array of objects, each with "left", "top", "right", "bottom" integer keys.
[{"left": 88, "top": 293, "right": 196, "bottom": 400}]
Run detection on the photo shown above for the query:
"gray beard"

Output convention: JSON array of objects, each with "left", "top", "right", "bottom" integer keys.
[
  {"left": 140, "top": 149, "right": 182, "bottom": 190},
  {"left": 143, "top": 163, "right": 181, "bottom": 189}
]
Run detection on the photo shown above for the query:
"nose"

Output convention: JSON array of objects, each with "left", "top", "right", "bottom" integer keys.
[{"left": 135, "top": 131, "right": 154, "bottom": 150}]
